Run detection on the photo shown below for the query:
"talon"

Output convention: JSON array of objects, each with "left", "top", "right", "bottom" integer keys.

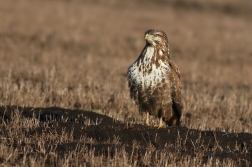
[
  {"left": 145, "top": 121, "right": 152, "bottom": 127},
  {"left": 153, "top": 117, "right": 166, "bottom": 128},
  {"left": 153, "top": 124, "right": 166, "bottom": 129}
]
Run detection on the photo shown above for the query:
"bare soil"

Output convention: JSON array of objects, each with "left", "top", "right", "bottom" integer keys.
[{"left": 0, "top": 106, "right": 252, "bottom": 166}]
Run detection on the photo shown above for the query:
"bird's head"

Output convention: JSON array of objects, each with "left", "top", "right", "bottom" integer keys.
[{"left": 144, "top": 29, "right": 168, "bottom": 47}]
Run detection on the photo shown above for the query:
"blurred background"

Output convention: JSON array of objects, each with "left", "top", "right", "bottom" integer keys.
[{"left": 0, "top": 0, "right": 252, "bottom": 132}]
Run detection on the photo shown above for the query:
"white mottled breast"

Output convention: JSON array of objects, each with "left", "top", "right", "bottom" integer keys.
[{"left": 128, "top": 47, "right": 170, "bottom": 91}]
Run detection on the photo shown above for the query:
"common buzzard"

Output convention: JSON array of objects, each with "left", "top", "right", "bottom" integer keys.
[{"left": 127, "top": 29, "right": 182, "bottom": 128}]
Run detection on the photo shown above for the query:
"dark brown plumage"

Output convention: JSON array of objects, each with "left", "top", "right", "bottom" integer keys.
[{"left": 127, "top": 29, "right": 182, "bottom": 128}]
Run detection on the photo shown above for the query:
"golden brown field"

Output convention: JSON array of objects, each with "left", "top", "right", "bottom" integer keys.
[{"left": 0, "top": 0, "right": 252, "bottom": 166}]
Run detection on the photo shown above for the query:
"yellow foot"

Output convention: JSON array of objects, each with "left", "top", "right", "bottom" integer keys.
[
  {"left": 145, "top": 119, "right": 152, "bottom": 127},
  {"left": 153, "top": 117, "right": 166, "bottom": 128},
  {"left": 153, "top": 124, "right": 166, "bottom": 129},
  {"left": 146, "top": 122, "right": 151, "bottom": 126}
]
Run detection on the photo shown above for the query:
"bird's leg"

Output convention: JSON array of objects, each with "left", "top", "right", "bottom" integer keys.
[
  {"left": 146, "top": 112, "right": 150, "bottom": 126},
  {"left": 154, "top": 117, "right": 166, "bottom": 129}
]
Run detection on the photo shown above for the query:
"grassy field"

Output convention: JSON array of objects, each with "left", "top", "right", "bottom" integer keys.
[{"left": 0, "top": 0, "right": 252, "bottom": 166}]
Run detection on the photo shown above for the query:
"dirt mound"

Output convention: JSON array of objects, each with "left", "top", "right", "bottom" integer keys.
[{"left": 1, "top": 106, "right": 251, "bottom": 166}]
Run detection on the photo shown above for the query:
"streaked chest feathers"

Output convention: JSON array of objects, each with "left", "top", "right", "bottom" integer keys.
[{"left": 128, "top": 47, "right": 170, "bottom": 95}]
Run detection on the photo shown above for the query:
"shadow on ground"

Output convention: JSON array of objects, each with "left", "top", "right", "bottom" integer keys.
[{"left": 0, "top": 106, "right": 251, "bottom": 165}]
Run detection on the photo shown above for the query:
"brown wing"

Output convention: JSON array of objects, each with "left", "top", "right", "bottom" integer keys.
[
  {"left": 127, "top": 69, "right": 139, "bottom": 105},
  {"left": 167, "top": 59, "right": 183, "bottom": 120}
]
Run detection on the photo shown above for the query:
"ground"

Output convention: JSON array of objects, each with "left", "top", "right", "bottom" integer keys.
[{"left": 0, "top": 0, "right": 252, "bottom": 166}]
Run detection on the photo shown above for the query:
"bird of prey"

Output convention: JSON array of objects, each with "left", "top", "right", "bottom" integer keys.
[{"left": 127, "top": 29, "right": 182, "bottom": 128}]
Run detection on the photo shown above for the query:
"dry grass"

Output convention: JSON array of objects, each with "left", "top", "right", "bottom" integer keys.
[{"left": 0, "top": 0, "right": 252, "bottom": 166}]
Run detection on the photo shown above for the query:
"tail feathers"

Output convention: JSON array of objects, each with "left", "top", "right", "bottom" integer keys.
[{"left": 172, "top": 102, "right": 182, "bottom": 125}]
